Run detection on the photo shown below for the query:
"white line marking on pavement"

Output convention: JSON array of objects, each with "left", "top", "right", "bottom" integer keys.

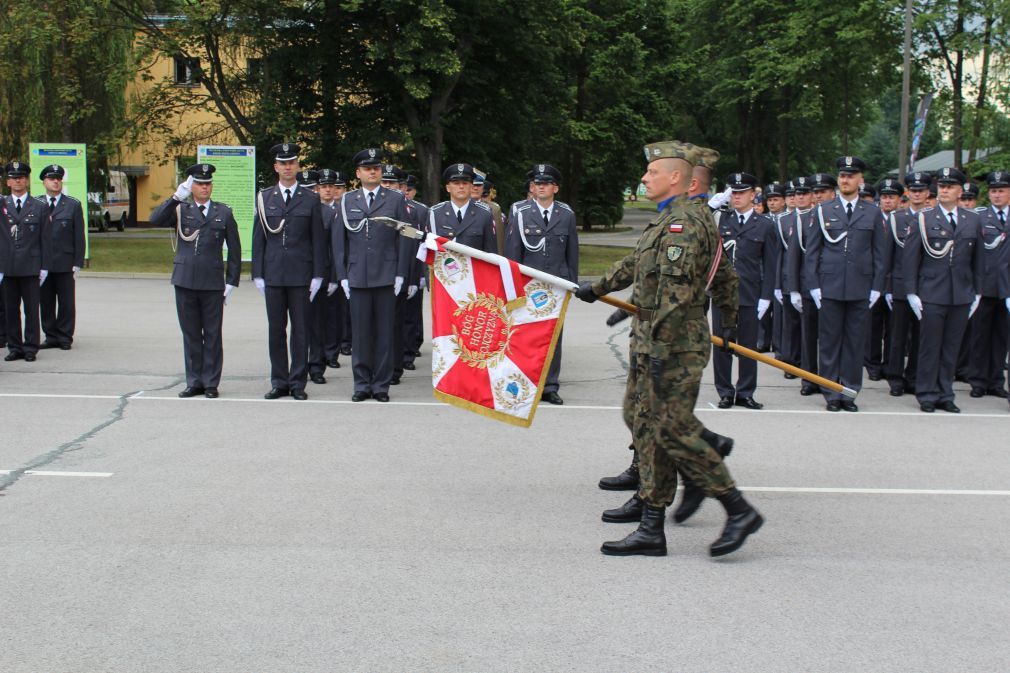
[
  {"left": 743, "top": 486, "right": 1010, "bottom": 496},
  {"left": 0, "top": 393, "right": 122, "bottom": 400},
  {"left": 129, "top": 391, "right": 145, "bottom": 398},
  {"left": 7, "top": 471, "right": 114, "bottom": 478}
]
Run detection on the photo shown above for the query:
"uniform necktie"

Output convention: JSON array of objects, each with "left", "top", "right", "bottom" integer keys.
[
  {"left": 456, "top": 209, "right": 463, "bottom": 224},
  {"left": 738, "top": 214, "right": 745, "bottom": 229},
  {"left": 846, "top": 202, "right": 853, "bottom": 221},
  {"left": 543, "top": 209, "right": 550, "bottom": 225},
  {"left": 15, "top": 198, "right": 22, "bottom": 213},
  {"left": 948, "top": 212, "right": 956, "bottom": 230},
  {"left": 368, "top": 192, "right": 375, "bottom": 209},
  {"left": 49, "top": 197, "right": 56, "bottom": 212},
  {"left": 999, "top": 210, "right": 1006, "bottom": 227},
  {"left": 284, "top": 188, "right": 291, "bottom": 204},
  {"left": 199, "top": 204, "right": 206, "bottom": 219}
]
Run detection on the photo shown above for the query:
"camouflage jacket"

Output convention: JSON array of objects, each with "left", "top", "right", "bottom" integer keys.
[{"left": 594, "top": 197, "right": 738, "bottom": 357}]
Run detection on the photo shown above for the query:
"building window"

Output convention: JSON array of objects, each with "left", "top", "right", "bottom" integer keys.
[{"left": 174, "top": 57, "right": 200, "bottom": 86}]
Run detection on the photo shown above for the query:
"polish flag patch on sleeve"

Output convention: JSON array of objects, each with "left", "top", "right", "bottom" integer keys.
[{"left": 669, "top": 223, "right": 683, "bottom": 233}]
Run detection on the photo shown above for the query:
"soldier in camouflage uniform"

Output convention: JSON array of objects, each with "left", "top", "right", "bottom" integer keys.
[{"left": 576, "top": 141, "right": 764, "bottom": 558}]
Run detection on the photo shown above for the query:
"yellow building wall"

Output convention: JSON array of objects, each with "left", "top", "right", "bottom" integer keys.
[{"left": 118, "top": 47, "right": 241, "bottom": 224}]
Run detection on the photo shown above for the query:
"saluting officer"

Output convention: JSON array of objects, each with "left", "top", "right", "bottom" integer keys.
[
  {"left": 37, "top": 164, "right": 85, "bottom": 350},
  {"left": 333, "top": 148, "right": 414, "bottom": 403},
  {"left": 769, "top": 181, "right": 801, "bottom": 373},
  {"left": 903, "top": 167, "right": 984, "bottom": 412},
  {"left": 884, "top": 173, "right": 927, "bottom": 396},
  {"left": 804, "top": 157, "right": 888, "bottom": 412},
  {"left": 712, "top": 172, "right": 776, "bottom": 409},
  {"left": 967, "top": 170, "right": 1010, "bottom": 398},
  {"left": 252, "top": 142, "right": 326, "bottom": 401},
  {"left": 784, "top": 176, "right": 821, "bottom": 395},
  {"left": 0, "top": 160, "right": 49, "bottom": 362},
  {"left": 316, "top": 168, "right": 348, "bottom": 370},
  {"left": 505, "top": 163, "right": 578, "bottom": 405},
  {"left": 150, "top": 163, "right": 241, "bottom": 398},
  {"left": 402, "top": 174, "right": 428, "bottom": 371}
]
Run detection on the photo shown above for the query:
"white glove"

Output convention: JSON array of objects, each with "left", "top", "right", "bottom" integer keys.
[
  {"left": 341, "top": 279, "right": 350, "bottom": 299},
  {"left": 72, "top": 265, "right": 80, "bottom": 279},
  {"left": 327, "top": 282, "right": 338, "bottom": 296},
  {"left": 790, "top": 291, "right": 803, "bottom": 313},
  {"left": 407, "top": 285, "right": 418, "bottom": 300},
  {"left": 707, "top": 185, "right": 732, "bottom": 210},
  {"left": 774, "top": 288, "right": 783, "bottom": 305},
  {"left": 969, "top": 294, "right": 981, "bottom": 318},
  {"left": 394, "top": 276, "right": 404, "bottom": 296},
  {"left": 223, "top": 284, "right": 235, "bottom": 305},
  {"left": 253, "top": 277, "right": 265, "bottom": 296},
  {"left": 173, "top": 176, "right": 194, "bottom": 201},
  {"left": 1006, "top": 297, "right": 1010, "bottom": 314},
  {"left": 39, "top": 269, "right": 48, "bottom": 285},
  {"left": 908, "top": 294, "right": 923, "bottom": 320},
  {"left": 309, "top": 277, "right": 322, "bottom": 302},
  {"left": 757, "top": 298, "right": 771, "bottom": 320},
  {"left": 419, "top": 276, "right": 427, "bottom": 291},
  {"left": 869, "top": 290, "right": 881, "bottom": 309},
  {"left": 0, "top": 272, "right": 5, "bottom": 283},
  {"left": 885, "top": 293, "right": 893, "bottom": 310},
  {"left": 810, "top": 288, "right": 822, "bottom": 310}
]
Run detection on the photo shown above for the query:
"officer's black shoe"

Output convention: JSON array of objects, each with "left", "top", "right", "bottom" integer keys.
[
  {"left": 403, "top": 362, "right": 416, "bottom": 370},
  {"left": 40, "top": 340, "right": 58, "bottom": 349},
  {"left": 413, "top": 350, "right": 422, "bottom": 357},
  {"left": 783, "top": 372, "right": 797, "bottom": 380},
  {"left": 390, "top": 376, "right": 401, "bottom": 385},
  {"left": 351, "top": 391, "right": 371, "bottom": 402},
  {"left": 601, "top": 505, "right": 667, "bottom": 556},
  {"left": 204, "top": 388, "right": 219, "bottom": 399},
  {"left": 602, "top": 494, "right": 644, "bottom": 523},
  {"left": 292, "top": 389, "right": 308, "bottom": 400},
  {"left": 800, "top": 385, "right": 818, "bottom": 396},
  {"left": 310, "top": 373, "right": 326, "bottom": 384},
  {"left": 327, "top": 358, "right": 340, "bottom": 369},
  {"left": 989, "top": 388, "right": 1009, "bottom": 399},
  {"left": 264, "top": 387, "right": 289, "bottom": 400},
  {"left": 340, "top": 345, "right": 352, "bottom": 356},
  {"left": 710, "top": 489, "right": 763, "bottom": 557},
  {"left": 542, "top": 391, "right": 563, "bottom": 405},
  {"left": 598, "top": 455, "right": 639, "bottom": 491},
  {"left": 840, "top": 400, "right": 858, "bottom": 412},
  {"left": 24, "top": 353, "right": 36, "bottom": 362},
  {"left": 826, "top": 401, "right": 841, "bottom": 412},
  {"left": 374, "top": 393, "right": 390, "bottom": 402},
  {"left": 867, "top": 368, "right": 882, "bottom": 381},
  {"left": 735, "top": 396, "right": 763, "bottom": 410},
  {"left": 938, "top": 400, "right": 960, "bottom": 413},
  {"left": 674, "top": 480, "right": 705, "bottom": 524},
  {"left": 955, "top": 373, "right": 969, "bottom": 384},
  {"left": 970, "top": 387, "right": 986, "bottom": 398},
  {"left": 919, "top": 401, "right": 935, "bottom": 413},
  {"left": 59, "top": 343, "right": 72, "bottom": 350},
  {"left": 889, "top": 383, "right": 904, "bottom": 397},
  {"left": 717, "top": 395, "right": 734, "bottom": 409},
  {"left": 5, "top": 352, "right": 24, "bottom": 361},
  {"left": 178, "top": 386, "right": 205, "bottom": 398}
]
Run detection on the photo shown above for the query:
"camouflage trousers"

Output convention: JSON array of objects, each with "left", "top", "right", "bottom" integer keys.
[{"left": 624, "top": 351, "right": 735, "bottom": 507}]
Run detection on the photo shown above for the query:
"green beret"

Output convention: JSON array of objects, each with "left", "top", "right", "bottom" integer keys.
[{"left": 643, "top": 140, "right": 700, "bottom": 167}]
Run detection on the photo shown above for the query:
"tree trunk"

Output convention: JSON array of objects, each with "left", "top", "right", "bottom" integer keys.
[
  {"left": 967, "top": 12, "right": 993, "bottom": 164},
  {"left": 952, "top": 1, "right": 965, "bottom": 168}
]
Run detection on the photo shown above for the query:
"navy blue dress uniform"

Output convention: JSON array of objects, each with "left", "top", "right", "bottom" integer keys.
[
  {"left": 864, "top": 182, "right": 892, "bottom": 381},
  {"left": 966, "top": 170, "right": 1010, "bottom": 398},
  {"left": 316, "top": 169, "right": 349, "bottom": 368},
  {"left": 803, "top": 158, "right": 888, "bottom": 410},
  {"left": 296, "top": 168, "right": 333, "bottom": 386},
  {"left": 403, "top": 174, "right": 429, "bottom": 371},
  {"left": 427, "top": 164, "right": 498, "bottom": 253},
  {"left": 150, "top": 164, "right": 242, "bottom": 397},
  {"left": 771, "top": 182, "right": 801, "bottom": 372},
  {"left": 783, "top": 176, "right": 821, "bottom": 394},
  {"left": 504, "top": 164, "right": 578, "bottom": 403},
  {"left": 0, "top": 160, "right": 50, "bottom": 361},
  {"left": 902, "top": 167, "right": 985, "bottom": 412},
  {"left": 711, "top": 173, "right": 777, "bottom": 408},
  {"left": 36, "top": 164, "right": 85, "bottom": 350},
  {"left": 882, "top": 176, "right": 920, "bottom": 396},
  {"left": 333, "top": 148, "right": 415, "bottom": 401},
  {"left": 252, "top": 143, "right": 327, "bottom": 400}
]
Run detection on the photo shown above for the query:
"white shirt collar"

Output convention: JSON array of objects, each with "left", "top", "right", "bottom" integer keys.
[
  {"left": 278, "top": 182, "right": 297, "bottom": 196},
  {"left": 46, "top": 193, "right": 63, "bottom": 207},
  {"left": 535, "top": 200, "right": 555, "bottom": 218},
  {"left": 451, "top": 200, "right": 469, "bottom": 219},
  {"left": 363, "top": 187, "right": 379, "bottom": 201},
  {"left": 939, "top": 204, "right": 958, "bottom": 222},
  {"left": 993, "top": 205, "right": 1008, "bottom": 218},
  {"left": 839, "top": 194, "right": 859, "bottom": 210},
  {"left": 734, "top": 208, "right": 753, "bottom": 223},
  {"left": 194, "top": 199, "right": 212, "bottom": 212}
]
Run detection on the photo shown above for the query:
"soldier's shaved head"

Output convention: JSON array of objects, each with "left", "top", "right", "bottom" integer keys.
[
  {"left": 690, "top": 165, "right": 713, "bottom": 197},
  {"left": 641, "top": 157, "right": 692, "bottom": 202}
]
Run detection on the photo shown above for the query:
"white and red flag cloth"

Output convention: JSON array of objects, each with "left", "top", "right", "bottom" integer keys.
[{"left": 420, "top": 235, "right": 570, "bottom": 427}]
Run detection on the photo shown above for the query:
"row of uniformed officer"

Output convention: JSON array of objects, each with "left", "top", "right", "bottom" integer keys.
[
  {"left": 152, "top": 163, "right": 242, "bottom": 397},
  {"left": 36, "top": 164, "right": 86, "bottom": 351}
]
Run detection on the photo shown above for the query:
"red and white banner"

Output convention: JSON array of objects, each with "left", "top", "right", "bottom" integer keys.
[{"left": 423, "top": 237, "right": 570, "bottom": 427}]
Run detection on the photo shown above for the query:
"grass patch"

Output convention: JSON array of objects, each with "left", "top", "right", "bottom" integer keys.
[
  {"left": 624, "top": 199, "right": 655, "bottom": 211},
  {"left": 580, "top": 225, "right": 633, "bottom": 234},
  {"left": 85, "top": 235, "right": 631, "bottom": 278}
]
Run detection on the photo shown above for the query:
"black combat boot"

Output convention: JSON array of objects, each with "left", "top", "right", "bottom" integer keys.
[
  {"left": 601, "top": 504, "right": 667, "bottom": 556},
  {"left": 598, "top": 450, "right": 639, "bottom": 491},
  {"left": 673, "top": 430, "right": 734, "bottom": 524},
  {"left": 602, "top": 494, "right": 644, "bottom": 523},
  {"left": 710, "top": 488, "right": 764, "bottom": 557}
]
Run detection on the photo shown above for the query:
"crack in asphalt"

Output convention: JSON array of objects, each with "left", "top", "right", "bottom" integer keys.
[
  {"left": 0, "top": 377, "right": 184, "bottom": 495},
  {"left": 606, "top": 324, "right": 631, "bottom": 375}
]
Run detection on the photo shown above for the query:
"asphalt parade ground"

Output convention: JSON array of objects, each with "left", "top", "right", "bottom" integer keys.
[{"left": 2, "top": 276, "right": 1009, "bottom": 672}]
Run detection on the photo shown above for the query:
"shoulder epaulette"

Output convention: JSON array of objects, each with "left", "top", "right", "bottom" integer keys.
[
  {"left": 515, "top": 202, "right": 532, "bottom": 212},
  {"left": 473, "top": 200, "right": 491, "bottom": 211},
  {"left": 556, "top": 201, "right": 573, "bottom": 212},
  {"left": 975, "top": 206, "right": 989, "bottom": 213},
  {"left": 433, "top": 200, "right": 449, "bottom": 209}
]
